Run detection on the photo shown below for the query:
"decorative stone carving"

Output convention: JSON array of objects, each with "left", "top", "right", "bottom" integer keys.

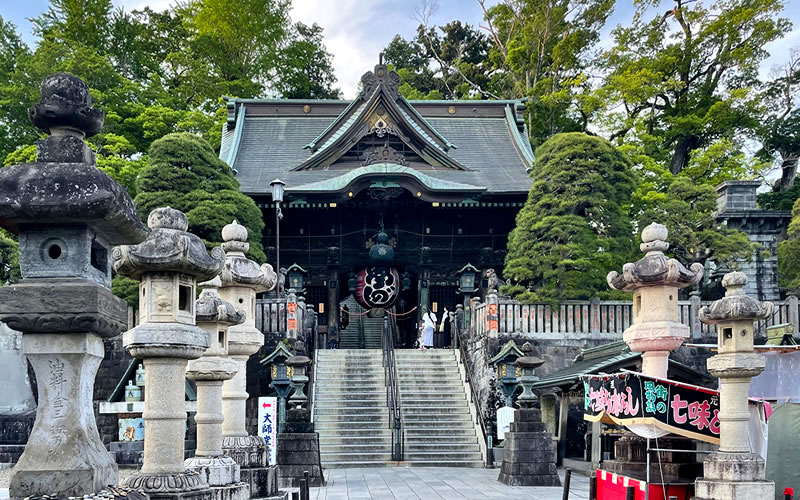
[
  {"left": 115, "top": 206, "right": 224, "bottom": 500},
  {"left": 607, "top": 222, "right": 704, "bottom": 378},
  {"left": 0, "top": 73, "right": 147, "bottom": 500},
  {"left": 215, "top": 220, "right": 278, "bottom": 497},
  {"left": 695, "top": 272, "right": 775, "bottom": 500}
]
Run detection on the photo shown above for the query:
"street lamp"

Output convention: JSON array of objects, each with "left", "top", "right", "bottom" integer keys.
[
  {"left": 457, "top": 263, "right": 480, "bottom": 332},
  {"left": 286, "top": 263, "right": 307, "bottom": 292},
  {"left": 270, "top": 179, "right": 286, "bottom": 299}
]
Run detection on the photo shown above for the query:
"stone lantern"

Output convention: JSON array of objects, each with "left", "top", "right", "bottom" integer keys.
[
  {"left": 113, "top": 207, "right": 224, "bottom": 500},
  {"left": 286, "top": 354, "right": 311, "bottom": 408},
  {"left": 0, "top": 73, "right": 148, "bottom": 499},
  {"left": 695, "top": 272, "right": 774, "bottom": 500},
  {"left": 607, "top": 222, "right": 704, "bottom": 378},
  {"left": 184, "top": 277, "right": 247, "bottom": 498},
  {"left": 260, "top": 343, "right": 294, "bottom": 433},
  {"left": 514, "top": 342, "right": 544, "bottom": 408},
  {"left": 215, "top": 220, "right": 277, "bottom": 496},
  {"left": 497, "top": 342, "right": 559, "bottom": 486},
  {"left": 489, "top": 340, "right": 525, "bottom": 406}
]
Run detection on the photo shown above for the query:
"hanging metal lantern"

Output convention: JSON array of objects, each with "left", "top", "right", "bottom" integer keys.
[{"left": 354, "top": 266, "right": 401, "bottom": 310}]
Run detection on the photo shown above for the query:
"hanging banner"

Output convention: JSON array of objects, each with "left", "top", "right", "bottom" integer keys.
[
  {"left": 258, "top": 396, "right": 278, "bottom": 465},
  {"left": 582, "top": 371, "right": 721, "bottom": 444}
]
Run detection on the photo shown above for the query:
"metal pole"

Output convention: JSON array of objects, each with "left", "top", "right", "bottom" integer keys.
[
  {"left": 562, "top": 468, "right": 572, "bottom": 500},
  {"left": 625, "top": 486, "right": 636, "bottom": 500},
  {"left": 645, "top": 437, "right": 650, "bottom": 500},
  {"left": 589, "top": 475, "right": 597, "bottom": 500},
  {"left": 276, "top": 202, "right": 281, "bottom": 300}
]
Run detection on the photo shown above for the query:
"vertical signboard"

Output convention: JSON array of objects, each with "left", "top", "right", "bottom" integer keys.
[{"left": 258, "top": 396, "right": 278, "bottom": 465}]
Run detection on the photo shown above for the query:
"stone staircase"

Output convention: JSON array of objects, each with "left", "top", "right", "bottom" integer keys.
[
  {"left": 313, "top": 349, "right": 392, "bottom": 468},
  {"left": 338, "top": 296, "right": 383, "bottom": 349},
  {"left": 395, "top": 349, "right": 484, "bottom": 467}
]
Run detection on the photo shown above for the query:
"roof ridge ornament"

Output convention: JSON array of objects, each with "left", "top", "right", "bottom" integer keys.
[{"left": 359, "top": 62, "right": 401, "bottom": 100}]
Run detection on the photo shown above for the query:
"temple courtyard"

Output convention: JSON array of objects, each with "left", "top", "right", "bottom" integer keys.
[{"left": 0, "top": 467, "right": 588, "bottom": 500}]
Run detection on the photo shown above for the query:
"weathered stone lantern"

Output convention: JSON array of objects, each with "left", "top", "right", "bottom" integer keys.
[
  {"left": 497, "top": 342, "right": 559, "bottom": 486},
  {"left": 185, "top": 277, "right": 247, "bottom": 498},
  {"left": 215, "top": 220, "right": 277, "bottom": 496},
  {"left": 0, "top": 73, "right": 148, "bottom": 499},
  {"left": 695, "top": 272, "right": 774, "bottom": 500},
  {"left": 489, "top": 340, "right": 525, "bottom": 406},
  {"left": 260, "top": 343, "right": 294, "bottom": 433},
  {"left": 286, "top": 354, "right": 311, "bottom": 408},
  {"left": 113, "top": 207, "right": 224, "bottom": 500},
  {"left": 286, "top": 263, "right": 307, "bottom": 292},
  {"left": 607, "top": 222, "right": 704, "bottom": 378}
]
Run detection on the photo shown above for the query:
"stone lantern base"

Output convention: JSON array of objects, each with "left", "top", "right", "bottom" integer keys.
[
  {"left": 221, "top": 436, "right": 284, "bottom": 498},
  {"left": 694, "top": 453, "right": 774, "bottom": 500},
  {"left": 497, "top": 408, "right": 560, "bottom": 487},
  {"left": 125, "top": 471, "right": 213, "bottom": 500},
  {"left": 276, "top": 409, "right": 324, "bottom": 488},
  {"left": 184, "top": 456, "right": 250, "bottom": 500}
]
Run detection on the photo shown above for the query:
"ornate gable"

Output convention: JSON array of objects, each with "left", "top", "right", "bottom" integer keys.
[{"left": 294, "top": 63, "right": 466, "bottom": 171}]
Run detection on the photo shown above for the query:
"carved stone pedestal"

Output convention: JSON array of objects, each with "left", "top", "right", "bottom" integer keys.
[
  {"left": 184, "top": 457, "right": 249, "bottom": 500},
  {"left": 497, "top": 408, "right": 560, "bottom": 487},
  {"left": 277, "top": 409, "right": 324, "bottom": 489},
  {"left": 222, "top": 436, "right": 284, "bottom": 498},
  {"left": 10, "top": 333, "right": 117, "bottom": 499},
  {"left": 125, "top": 471, "right": 212, "bottom": 500}
]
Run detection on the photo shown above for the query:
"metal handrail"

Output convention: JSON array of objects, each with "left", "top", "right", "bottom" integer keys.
[
  {"left": 309, "top": 340, "right": 318, "bottom": 423},
  {"left": 383, "top": 312, "right": 403, "bottom": 461},
  {"left": 458, "top": 331, "right": 491, "bottom": 466}
]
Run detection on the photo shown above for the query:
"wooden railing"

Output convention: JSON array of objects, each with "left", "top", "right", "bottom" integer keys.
[
  {"left": 255, "top": 292, "right": 307, "bottom": 337},
  {"left": 470, "top": 294, "right": 799, "bottom": 339}
]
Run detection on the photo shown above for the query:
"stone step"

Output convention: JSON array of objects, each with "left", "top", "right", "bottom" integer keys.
[
  {"left": 322, "top": 460, "right": 395, "bottom": 469},
  {"left": 314, "top": 421, "right": 390, "bottom": 430},
  {"left": 406, "top": 434, "right": 477, "bottom": 443},
  {"left": 320, "top": 452, "right": 393, "bottom": 462},
  {"left": 320, "top": 443, "right": 395, "bottom": 454},
  {"left": 402, "top": 414, "right": 472, "bottom": 423},
  {"left": 400, "top": 459, "right": 484, "bottom": 468},
  {"left": 402, "top": 419, "right": 474, "bottom": 429},
  {"left": 401, "top": 406, "right": 473, "bottom": 415},
  {"left": 404, "top": 443, "right": 481, "bottom": 452},
  {"left": 313, "top": 406, "right": 387, "bottom": 415},
  {"left": 315, "top": 400, "right": 385, "bottom": 408},
  {"left": 319, "top": 435, "right": 393, "bottom": 445},
  {"left": 403, "top": 451, "right": 483, "bottom": 461},
  {"left": 314, "top": 413, "right": 389, "bottom": 423},
  {"left": 317, "top": 429, "right": 392, "bottom": 438}
]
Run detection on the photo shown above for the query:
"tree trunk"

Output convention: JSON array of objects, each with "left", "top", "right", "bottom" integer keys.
[
  {"left": 774, "top": 152, "right": 799, "bottom": 192},
  {"left": 669, "top": 135, "right": 697, "bottom": 175}
]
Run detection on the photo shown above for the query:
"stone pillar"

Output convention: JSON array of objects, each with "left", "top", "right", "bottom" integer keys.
[
  {"left": 114, "top": 207, "right": 225, "bottom": 500},
  {"left": 607, "top": 222, "right": 704, "bottom": 379},
  {"left": 694, "top": 272, "right": 775, "bottom": 500},
  {"left": 215, "top": 220, "right": 279, "bottom": 498},
  {"left": 486, "top": 291, "right": 500, "bottom": 338},
  {"left": 185, "top": 281, "right": 249, "bottom": 500},
  {"left": 326, "top": 267, "right": 338, "bottom": 333},
  {"left": 0, "top": 73, "right": 148, "bottom": 499},
  {"left": 0, "top": 324, "right": 35, "bottom": 416}
]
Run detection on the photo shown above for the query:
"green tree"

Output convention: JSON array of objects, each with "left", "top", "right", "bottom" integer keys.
[
  {"left": 597, "top": 0, "right": 791, "bottom": 175},
  {"left": 275, "top": 23, "right": 340, "bottom": 99},
  {"left": 502, "top": 133, "right": 636, "bottom": 302},
  {"left": 779, "top": 197, "right": 800, "bottom": 290},
  {"left": 134, "top": 133, "right": 265, "bottom": 261},
  {"left": 0, "top": 230, "right": 20, "bottom": 286}
]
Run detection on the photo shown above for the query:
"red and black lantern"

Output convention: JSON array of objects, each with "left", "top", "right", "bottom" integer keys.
[{"left": 354, "top": 266, "right": 401, "bottom": 310}]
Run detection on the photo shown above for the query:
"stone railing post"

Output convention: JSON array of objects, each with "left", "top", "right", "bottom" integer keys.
[
  {"left": 0, "top": 73, "right": 148, "bottom": 499},
  {"left": 689, "top": 291, "right": 702, "bottom": 339},
  {"left": 114, "top": 207, "right": 224, "bottom": 500},
  {"left": 788, "top": 295, "right": 799, "bottom": 333},
  {"left": 487, "top": 292, "right": 500, "bottom": 338},
  {"left": 590, "top": 297, "right": 601, "bottom": 334},
  {"left": 286, "top": 290, "right": 299, "bottom": 340}
]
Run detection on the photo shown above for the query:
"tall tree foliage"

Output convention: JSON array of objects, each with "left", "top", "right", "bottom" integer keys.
[{"left": 503, "top": 133, "right": 636, "bottom": 302}]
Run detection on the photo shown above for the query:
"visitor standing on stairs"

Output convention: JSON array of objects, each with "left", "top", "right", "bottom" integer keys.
[{"left": 422, "top": 308, "right": 436, "bottom": 349}]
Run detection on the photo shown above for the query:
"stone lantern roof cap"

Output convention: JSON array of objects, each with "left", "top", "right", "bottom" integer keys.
[
  {"left": 195, "top": 287, "right": 245, "bottom": 325},
  {"left": 489, "top": 340, "right": 525, "bottom": 366},
  {"left": 699, "top": 271, "right": 774, "bottom": 324},
  {"left": 219, "top": 219, "right": 277, "bottom": 292},
  {"left": 0, "top": 73, "right": 147, "bottom": 244},
  {"left": 607, "top": 222, "right": 704, "bottom": 292},
  {"left": 515, "top": 341, "right": 544, "bottom": 369},
  {"left": 29, "top": 73, "right": 104, "bottom": 138},
  {"left": 112, "top": 207, "right": 224, "bottom": 280},
  {"left": 286, "top": 355, "right": 311, "bottom": 366}
]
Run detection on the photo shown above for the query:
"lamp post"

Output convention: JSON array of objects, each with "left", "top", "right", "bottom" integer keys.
[
  {"left": 457, "top": 263, "right": 479, "bottom": 333},
  {"left": 270, "top": 178, "right": 286, "bottom": 300}
]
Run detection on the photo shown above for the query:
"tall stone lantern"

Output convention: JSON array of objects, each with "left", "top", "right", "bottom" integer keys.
[
  {"left": 185, "top": 277, "right": 247, "bottom": 498},
  {"left": 216, "top": 220, "right": 277, "bottom": 495},
  {"left": 113, "top": 207, "right": 224, "bottom": 500},
  {"left": 695, "top": 272, "right": 774, "bottom": 500},
  {"left": 607, "top": 222, "right": 704, "bottom": 378},
  {"left": 0, "top": 73, "right": 148, "bottom": 499}
]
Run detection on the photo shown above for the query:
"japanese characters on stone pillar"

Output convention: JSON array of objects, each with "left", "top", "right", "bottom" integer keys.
[
  {"left": 185, "top": 277, "right": 248, "bottom": 500},
  {"left": 607, "top": 222, "right": 704, "bottom": 378},
  {"left": 113, "top": 207, "right": 224, "bottom": 500},
  {"left": 0, "top": 73, "right": 148, "bottom": 499},
  {"left": 215, "top": 220, "right": 277, "bottom": 497},
  {"left": 695, "top": 272, "right": 774, "bottom": 500}
]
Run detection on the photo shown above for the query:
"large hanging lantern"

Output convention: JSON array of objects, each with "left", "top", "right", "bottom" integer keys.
[{"left": 354, "top": 266, "right": 401, "bottom": 309}]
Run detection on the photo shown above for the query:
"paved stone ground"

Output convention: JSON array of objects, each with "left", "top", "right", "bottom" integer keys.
[
  {"left": 306, "top": 467, "right": 589, "bottom": 500},
  {"left": 1, "top": 467, "right": 588, "bottom": 500}
]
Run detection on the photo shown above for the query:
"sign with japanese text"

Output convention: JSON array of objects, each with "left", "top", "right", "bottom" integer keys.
[
  {"left": 257, "top": 396, "right": 278, "bottom": 464},
  {"left": 582, "top": 371, "right": 721, "bottom": 444}
]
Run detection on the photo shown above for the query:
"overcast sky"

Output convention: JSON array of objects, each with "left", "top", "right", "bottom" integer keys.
[{"left": 3, "top": 0, "right": 800, "bottom": 98}]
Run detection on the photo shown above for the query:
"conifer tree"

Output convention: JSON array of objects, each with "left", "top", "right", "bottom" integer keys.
[{"left": 503, "top": 132, "right": 636, "bottom": 302}]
